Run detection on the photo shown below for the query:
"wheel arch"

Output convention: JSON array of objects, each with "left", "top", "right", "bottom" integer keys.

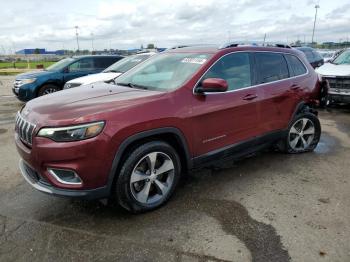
[
  {"left": 289, "top": 101, "right": 318, "bottom": 127},
  {"left": 36, "top": 80, "right": 63, "bottom": 97},
  {"left": 106, "top": 127, "right": 192, "bottom": 194}
]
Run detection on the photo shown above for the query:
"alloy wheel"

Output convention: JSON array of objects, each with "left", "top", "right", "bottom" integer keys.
[
  {"left": 130, "top": 152, "right": 175, "bottom": 204},
  {"left": 288, "top": 118, "right": 315, "bottom": 151},
  {"left": 43, "top": 88, "right": 57, "bottom": 95}
]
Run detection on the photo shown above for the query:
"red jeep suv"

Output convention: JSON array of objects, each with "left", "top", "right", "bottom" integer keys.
[{"left": 15, "top": 44, "right": 322, "bottom": 213}]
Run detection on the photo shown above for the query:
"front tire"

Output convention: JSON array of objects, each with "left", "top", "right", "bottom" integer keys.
[
  {"left": 38, "top": 84, "right": 60, "bottom": 97},
  {"left": 115, "top": 141, "right": 181, "bottom": 213},
  {"left": 278, "top": 112, "right": 321, "bottom": 153}
]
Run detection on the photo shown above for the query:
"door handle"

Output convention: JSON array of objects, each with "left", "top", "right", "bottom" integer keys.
[
  {"left": 290, "top": 84, "right": 300, "bottom": 90},
  {"left": 243, "top": 94, "right": 258, "bottom": 100}
]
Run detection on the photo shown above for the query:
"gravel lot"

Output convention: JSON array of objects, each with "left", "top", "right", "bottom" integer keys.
[{"left": 0, "top": 75, "right": 349, "bottom": 262}]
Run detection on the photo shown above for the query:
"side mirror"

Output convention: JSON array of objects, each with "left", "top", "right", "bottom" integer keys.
[
  {"left": 196, "top": 78, "right": 228, "bottom": 94},
  {"left": 63, "top": 67, "right": 69, "bottom": 73}
]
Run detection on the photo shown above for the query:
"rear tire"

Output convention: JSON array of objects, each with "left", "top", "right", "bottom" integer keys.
[
  {"left": 278, "top": 112, "right": 321, "bottom": 153},
  {"left": 115, "top": 141, "right": 181, "bottom": 213},
  {"left": 38, "top": 84, "right": 60, "bottom": 97}
]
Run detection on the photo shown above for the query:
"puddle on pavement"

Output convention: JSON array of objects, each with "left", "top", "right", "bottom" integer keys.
[
  {"left": 314, "top": 132, "right": 338, "bottom": 154},
  {"left": 182, "top": 198, "right": 291, "bottom": 262},
  {"left": 48, "top": 197, "right": 290, "bottom": 262}
]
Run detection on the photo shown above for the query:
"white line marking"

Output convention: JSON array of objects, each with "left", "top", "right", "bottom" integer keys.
[{"left": 0, "top": 95, "right": 15, "bottom": 98}]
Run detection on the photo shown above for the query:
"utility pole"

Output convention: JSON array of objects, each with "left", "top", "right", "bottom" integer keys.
[
  {"left": 75, "top": 26, "right": 80, "bottom": 52},
  {"left": 263, "top": 33, "right": 266, "bottom": 46},
  {"left": 311, "top": 4, "right": 320, "bottom": 45},
  {"left": 91, "top": 32, "right": 94, "bottom": 52}
]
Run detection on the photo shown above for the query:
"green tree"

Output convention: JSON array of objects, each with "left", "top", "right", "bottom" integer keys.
[
  {"left": 146, "top": 43, "right": 155, "bottom": 49},
  {"left": 34, "top": 48, "right": 41, "bottom": 54}
]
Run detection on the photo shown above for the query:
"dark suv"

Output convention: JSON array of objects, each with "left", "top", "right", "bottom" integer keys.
[
  {"left": 13, "top": 55, "right": 123, "bottom": 101},
  {"left": 295, "top": 46, "right": 324, "bottom": 69},
  {"left": 15, "top": 44, "right": 323, "bottom": 213}
]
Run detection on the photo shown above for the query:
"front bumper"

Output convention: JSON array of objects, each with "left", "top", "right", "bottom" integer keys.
[
  {"left": 19, "top": 159, "right": 109, "bottom": 199},
  {"left": 15, "top": 128, "right": 115, "bottom": 198},
  {"left": 328, "top": 89, "right": 350, "bottom": 103},
  {"left": 12, "top": 83, "right": 37, "bottom": 101}
]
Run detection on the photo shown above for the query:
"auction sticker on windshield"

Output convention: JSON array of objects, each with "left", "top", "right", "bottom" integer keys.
[{"left": 181, "top": 57, "right": 207, "bottom": 64}]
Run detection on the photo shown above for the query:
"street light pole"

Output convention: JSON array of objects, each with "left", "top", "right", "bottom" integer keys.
[
  {"left": 75, "top": 26, "right": 80, "bottom": 52},
  {"left": 91, "top": 33, "right": 94, "bottom": 52},
  {"left": 311, "top": 4, "right": 320, "bottom": 45}
]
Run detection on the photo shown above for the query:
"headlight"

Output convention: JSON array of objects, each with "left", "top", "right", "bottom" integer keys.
[
  {"left": 37, "top": 121, "right": 105, "bottom": 142},
  {"left": 16, "top": 78, "right": 36, "bottom": 86},
  {"left": 63, "top": 83, "right": 72, "bottom": 89}
]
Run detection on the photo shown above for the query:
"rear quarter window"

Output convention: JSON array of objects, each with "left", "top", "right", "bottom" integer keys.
[
  {"left": 255, "top": 52, "right": 289, "bottom": 84},
  {"left": 285, "top": 54, "right": 307, "bottom": 76}
]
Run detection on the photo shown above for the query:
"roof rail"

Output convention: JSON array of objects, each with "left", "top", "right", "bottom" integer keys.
[
  {"left": 219, "top": 41, "right": 291, "bottom": 49},
  {"left": 169, "top": 45, "right": 191, "bottom": 50},
  {"left": 168, "top": 44, "right": 217, "bottom": 50}
]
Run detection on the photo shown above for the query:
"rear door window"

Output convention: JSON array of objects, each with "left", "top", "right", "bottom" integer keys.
[
  {"left": 201, "top": 52, "right": 252, "bottom": 91},
  {"left": 68, "top": 58, "right": 94, "bottom": 72},
  {"left": 285, "top": 55, "right": 307, "bottom": 76},
  {"left": 255, "top": 53, "right": 289, "bottom": 84},
  {"left": 94, "top": 57, "right": 123, "bottom": 69}
]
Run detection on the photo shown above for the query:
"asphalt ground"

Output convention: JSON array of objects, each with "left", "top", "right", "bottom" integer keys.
[{"left": 0, "top": 75, "right": 349, "bottom": 261}]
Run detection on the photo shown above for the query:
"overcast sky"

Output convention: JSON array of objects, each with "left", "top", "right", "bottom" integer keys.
[{"left": 0, "top": 0, "right": 349, "bottom": 52}]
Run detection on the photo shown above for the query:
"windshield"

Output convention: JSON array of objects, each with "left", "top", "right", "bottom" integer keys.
[
  {"left": 333, "top": 50, "right": 350, "bottom": 65},
  {"left": 103, "top": 54, "right": 152, "bottom": 73},
  {"left": 116, "top": 52, "right": 212, "bottom": 91},
  {"left": 46, "top": 58, "right": 75, "bottom": 71},
  {"left": 320, "top": 52, "right": 334, "bottom": 58}
]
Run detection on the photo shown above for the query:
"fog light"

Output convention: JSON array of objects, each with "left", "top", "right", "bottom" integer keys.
[{"left": 48, "top": 168, "right": 82, "bottom": 185}]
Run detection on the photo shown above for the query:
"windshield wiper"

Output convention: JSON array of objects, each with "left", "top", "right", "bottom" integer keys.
[
  {"left": 116, "top": 82, "right": 149, "bottom": 90},
  {"left": 105, "top": 70, "right": 123, "bottom": 73},
  {"left": 104, "top": 78, "right": 116, "bottom": 84}
]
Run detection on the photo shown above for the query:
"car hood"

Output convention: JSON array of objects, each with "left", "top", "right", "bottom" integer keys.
[
  {"left": 16, "top": 70, "right": 54, "bottom": 79},
  {"left": 23, "top": 82, "right": 165, "bottom": 126},
  {"left": 67, "top": 72, "right": 122, "bottom": 85},
  {"left": 316, "top": 63, "right": 350, "bottom": 77}
]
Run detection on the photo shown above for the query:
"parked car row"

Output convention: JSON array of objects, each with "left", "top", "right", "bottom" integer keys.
[
  {"left": 15, "top": 43, "right": 325, "bottom": 213},
  {"left": 316, "top": 48, "right": 350, "bottom": 105},
  {"left": 12, "top": 54, "right": 155, "bottom": 101},
  {"left": 11, "top": 45, "right": 327, "bottom": 102},
  {"left": 63, "top": 52, "right": 155, "bottom": 89}
]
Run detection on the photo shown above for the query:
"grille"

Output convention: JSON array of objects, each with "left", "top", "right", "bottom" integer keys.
[
  {"left": 14, "top": 80, "right": 23, "bottom": 88},
  {"left": 15, "top": 112, "right": 36, "bottom": 145},
  {"left": 23, "top": 162, "right": 40, "bottom": 182},
  {"left": 326, "top": 77, "right": 350, "bottom": 90}
]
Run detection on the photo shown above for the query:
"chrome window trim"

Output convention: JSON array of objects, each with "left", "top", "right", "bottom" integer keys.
[{"left": 192, "top": 50, "right": 309, "bottom": 95}]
